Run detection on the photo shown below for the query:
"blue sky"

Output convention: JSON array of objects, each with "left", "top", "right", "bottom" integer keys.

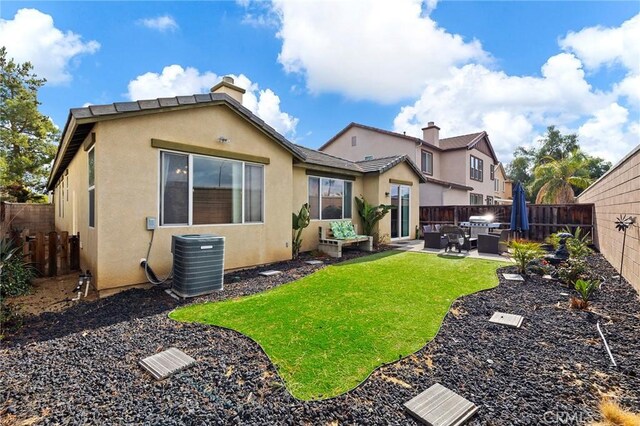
[{"left": 1, "top": 1, "right": 638, "bottom": 164}]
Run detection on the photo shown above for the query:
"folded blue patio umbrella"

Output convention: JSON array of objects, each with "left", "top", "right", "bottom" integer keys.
[{"left": 510, "top": 182, "right": 529, "bottom": 234}]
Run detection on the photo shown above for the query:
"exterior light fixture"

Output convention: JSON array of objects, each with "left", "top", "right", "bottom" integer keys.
[{"left": 218, "top": 136, "right": 229, "bottom": 144}]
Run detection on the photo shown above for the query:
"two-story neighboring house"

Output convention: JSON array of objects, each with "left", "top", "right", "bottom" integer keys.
[
  {"left": 320, "top": 122, "right": 501, "bottom": 206},
  {"left": 493, "top": 162, "right": 513, "bottom": 204}
]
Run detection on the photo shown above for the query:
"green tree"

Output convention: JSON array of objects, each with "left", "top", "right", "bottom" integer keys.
[
  {"left": 532, "top": 149, "right": 593, "bottom": 204},
  {"left": 507, "top": 126, "right": 609, "bottom": 202},
  {"left": 0, "top": 47, "right": 58, "bottom": 202}
]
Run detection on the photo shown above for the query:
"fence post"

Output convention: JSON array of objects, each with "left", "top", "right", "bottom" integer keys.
[
  {"left": 69, "top": 233, "right": 80, "bottom": 271},
  {"left": 35, "top": 232, "right": 45, "bottom": 276},
  {"left": 48, "top": 231, "right": 57, "bottom": 277},
  {"left": 60, "top": 231, "right": 69, "bottom": 275}
]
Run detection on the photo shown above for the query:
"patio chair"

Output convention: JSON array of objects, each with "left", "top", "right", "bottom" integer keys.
[
  {"left": 478, "top": 229, "right": 510, "bottom": 254},
  {"left": 423, "top": 225, "right": 448, "bottom": 249},
  {"left": 440, "top": 225, "right": 474, "bottom": 253}
]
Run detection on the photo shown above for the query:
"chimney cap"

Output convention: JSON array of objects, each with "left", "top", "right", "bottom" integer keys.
[
  {"left": 210, "top": 76, "right": 246, "bottom": 94},
  {"left": 422, "top": 121, "right": 440, "bottom": 130}
]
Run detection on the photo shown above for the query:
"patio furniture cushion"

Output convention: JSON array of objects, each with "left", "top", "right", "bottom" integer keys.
[{"left": 330, "top": 221, "right": 357, "bottom": 240}]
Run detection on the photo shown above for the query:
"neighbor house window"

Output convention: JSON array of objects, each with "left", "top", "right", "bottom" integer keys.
[
  {"left": 490, "top": 164, "right": 495, "bottom": 180},
  {"left": 308, "top": 176, "right": 353, "bottom": 220},
  {"left": 470, "top": 155, "right": 483, "bottom": 181},
  {"left": 160, "top": 151, "right": 264, "bottom": 226},
  {"left": 351, "top": 136, "right": 357, "bottom": 147},
  {"left": 470, "top": 193, "right": 483, "bottom": 205},
  {"left": 364, "top": 155, "right": 373, "bottom": 160},
  {"left": 88, "top": 148, "right": 95, "bottom": 228},
  {"left": 494, "top": 178, "right": 500, "bottom": 192},
  {"left": 486, "top": 196, "right": 494, "bottom": 205},
  {"left": 421, "top": 150, "right": 433, "bottom": 175}
]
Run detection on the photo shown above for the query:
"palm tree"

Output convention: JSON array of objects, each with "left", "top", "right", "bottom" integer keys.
[{"left": 532, "top": 149, "right": 593, "bottom": 204}]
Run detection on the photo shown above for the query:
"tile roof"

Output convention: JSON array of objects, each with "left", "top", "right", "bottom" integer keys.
[
  {"left": 438, "top": 132, "right": 485, "bottom": 150},
  {"left": 295, "top": 145, "right": 362, "bottom": 173},
  {"left": 295, "top": 146, "right": 426, "bottom": 182}
]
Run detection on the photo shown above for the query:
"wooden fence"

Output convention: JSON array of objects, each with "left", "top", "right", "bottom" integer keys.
[
  {"left": 8, "top": 230, "right": 80, "bottom": 277},
  {"left": 419, "top": 204, "right": 595, "bottom": 241}
]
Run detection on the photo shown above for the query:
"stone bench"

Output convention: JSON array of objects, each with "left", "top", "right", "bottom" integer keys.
[{"left": 318, "top": 224, "right": 373, "bottom": 258}]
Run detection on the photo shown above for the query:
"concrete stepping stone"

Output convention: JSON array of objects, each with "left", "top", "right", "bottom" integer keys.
[
  {"left": 502, "top": 273, "right": 524, "bottom": 281},
  {"left": 259, "top": 270, "right": 282, "bottom": 276},
  {"left": 305, "top": 260, "right": 324, "bottom": 265},
  {"left": 139, "top": 347, "right": 195, "bottom": 380},
  {"left": 404, "top": 382, "right": 478, "bottom": 426},
  {"left": 489, "top": 311, "right": 524, "bottom": 328}
]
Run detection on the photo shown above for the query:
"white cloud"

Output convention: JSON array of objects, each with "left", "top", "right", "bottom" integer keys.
[
  {"left": 560, "top": 13, "right": 640, "bottom": 74},
  {"left": 272, "top": 0, "right": 488, "bottom": 103},
  {"left": 126, "top": 66, "right": 298, "bottom": 137},
  {"left": 577, "top": 103, "right": 637, "bottom": 161},
  {"left": 0, "top": 8, "right": 100, "bottom": 84},
  {"left": 392, "top": 53, "right": 620, "bottom": 160},
  {"left": 138, "top": 15, "right": 179, "bottom": 32},
  {"left": 127, "top": 65, "right": 219, "bottom": 100}
]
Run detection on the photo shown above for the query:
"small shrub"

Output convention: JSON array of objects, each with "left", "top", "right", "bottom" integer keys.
[
  {"left": 565, "top": 226, "right": 592, "bottom": 259},
  {"left": 0, "top": 303, "right": 24, "bottom": 339},
  {"left": 526, "top": 258, "right": 553, "bottom": 276},
  {"left": 570, "top": 278, "right": 598, "bottom": 309},
  {"left": 556, "top": 258, "right": 589, "bottom": 286},
  {"left": 1, "top": 239, "right": 35, "bottom": 297},
  {"left": 509, "top": 240, "right": 544, "bottom": 274}
]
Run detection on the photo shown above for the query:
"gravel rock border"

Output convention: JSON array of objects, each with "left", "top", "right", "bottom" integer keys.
[{"left": 1, "top": 251, "right": 639, "bottom": 425}]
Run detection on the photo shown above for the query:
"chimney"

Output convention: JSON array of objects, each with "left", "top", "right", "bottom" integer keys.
[
  {"left": 422, "top": 121, "right": 440, "bottom": 147},
  {"left": 210, "top": 76, "right": 246, "bottom": 104}
]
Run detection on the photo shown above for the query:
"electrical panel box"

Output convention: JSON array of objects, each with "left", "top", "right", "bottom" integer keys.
[{"left": 146, "top": 217, "right": 156, "bottom": 230}]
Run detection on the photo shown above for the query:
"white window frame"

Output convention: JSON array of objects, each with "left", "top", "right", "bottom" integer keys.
[
  {"left": 308, "top": 176, "right": 353, "bottom": 221},
  {"left": 159, "top": 150, "right": 265, "bottom": 227},
  {"left": 421, "top": 150, "right": 433, "bottom": 175}
]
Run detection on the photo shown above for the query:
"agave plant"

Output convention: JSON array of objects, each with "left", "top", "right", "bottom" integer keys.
[{"left": 614, "top": 214, "right": 636, "bottom": 284}]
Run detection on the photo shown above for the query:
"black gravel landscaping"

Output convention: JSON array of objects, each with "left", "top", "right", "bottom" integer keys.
[{"left": 1, "top": 251, "right": 639, "bottom": 425}]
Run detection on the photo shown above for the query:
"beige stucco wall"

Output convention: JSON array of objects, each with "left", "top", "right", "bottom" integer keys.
[
  {"left": 323, "top": 127, "right": 418, "bottom": 163},
  {"left": 439, "top": 150, "right": 467, "bottom": 188},
  {"left": 291, "top": 166, "right": 365, "bottom": 252},
  {"left": 53, "top": 131, "right": 98, "bottom": 277},
  {"left": 59, "top": 105, "right": 295, "bottom": 292},
  {"left": 577, "top": 146, "right": 640, "bottom": 293}
]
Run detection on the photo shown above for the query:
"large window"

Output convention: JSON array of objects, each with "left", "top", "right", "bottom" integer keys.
[
  {"left": 470, "top": 193, "right": 483, "bottom": 205},
  {"left": 308, "top": 176, "right": 352, "bottom": 220},
  {"left": 421, "top": 150, "right": 433, "bottom": 175},
  {"left": 490, "top": 164, "right": 495, "bottom": 180},
  {"left": 470, "top": 155, "right": 483, "bottom": 181},
  {"left": 160, "top": 151, "right": 264, "bottom": 226},
  {"left": 88, "top": 148, "right": 95, "bottom": 227}
]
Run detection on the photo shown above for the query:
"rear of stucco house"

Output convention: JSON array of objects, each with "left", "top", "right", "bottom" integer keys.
[{"left": 47, "top": 78, "right": 424, "bottom": 296}]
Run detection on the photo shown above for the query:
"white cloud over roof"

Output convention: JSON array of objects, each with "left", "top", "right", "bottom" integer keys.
[
  {"left": 273, "top": 0, "right": 488, "bottom": 103},
  {"left": 127, "top": 65, "right": 298, "bottom": 137}
]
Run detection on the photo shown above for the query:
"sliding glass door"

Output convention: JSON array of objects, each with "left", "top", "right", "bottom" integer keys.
[{"left": 390, "top": 184, "right": 410, "bottom": 239}]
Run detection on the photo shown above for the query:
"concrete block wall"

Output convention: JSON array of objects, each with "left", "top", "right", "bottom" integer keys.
[
  {"left": 577, "top": 145, "right": 640, "bottom": 293},
  {"left": 1, "top": 202, "right": 55, "bottom": 235}
]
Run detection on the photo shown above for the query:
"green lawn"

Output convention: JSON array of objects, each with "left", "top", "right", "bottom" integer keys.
[{"left": 169, "top": 251, "right": 506, "bottom": 400}]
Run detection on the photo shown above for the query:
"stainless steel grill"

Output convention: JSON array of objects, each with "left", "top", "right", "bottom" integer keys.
[{"left": 460, "top": 215, "right": 501, "bottom": 238}]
